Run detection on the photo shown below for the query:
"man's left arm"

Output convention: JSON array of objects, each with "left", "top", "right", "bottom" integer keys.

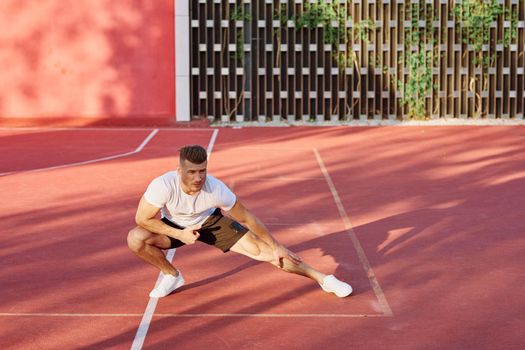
[{"left": 226, "top": 200, "right": 302, "bottom": 266}]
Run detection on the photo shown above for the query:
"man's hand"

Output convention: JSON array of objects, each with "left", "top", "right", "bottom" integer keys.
[
  {"left": 177, "top": 225, "right": 201, "bottom": 244},
  {"left": 273, "top": 245, "right": 302, "bottom": 268}
]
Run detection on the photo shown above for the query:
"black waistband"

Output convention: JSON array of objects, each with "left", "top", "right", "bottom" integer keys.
[
  {"left": 161, "top": 217, "right": 184, "bottom": 229},
  {"left": 161, "top": 208, "right": 222, "bottom": 230}
]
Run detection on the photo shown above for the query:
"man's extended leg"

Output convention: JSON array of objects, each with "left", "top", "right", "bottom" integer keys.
[{"left": 230, "top": 231, "right": 352, "bottom": 297}]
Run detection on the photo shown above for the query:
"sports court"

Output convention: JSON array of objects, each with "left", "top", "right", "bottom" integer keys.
[{"left": 1, "top": 125, "right": 523, "bottom": 349}]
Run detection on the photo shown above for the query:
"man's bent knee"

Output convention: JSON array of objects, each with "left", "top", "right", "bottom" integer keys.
[
  {"left": 128, "top": 226, "right": 172, "bottom": 251},
  {"left": 127, "top": 227, "right": 148, "bottom": 252}
]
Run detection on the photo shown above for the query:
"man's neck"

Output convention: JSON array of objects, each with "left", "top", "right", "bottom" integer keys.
[{"left": 180, "top": 179, "right": 200, "bottom": 196}]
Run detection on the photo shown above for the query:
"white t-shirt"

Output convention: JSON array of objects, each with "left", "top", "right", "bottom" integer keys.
[{"left": 143, "top": 171, "right": 236, "bottom": 227}]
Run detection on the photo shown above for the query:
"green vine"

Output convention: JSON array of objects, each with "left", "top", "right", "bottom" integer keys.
[
  {"left": 295, "top": 1, "right": 350, "bottom": 70},
  {"left": 354, "top": 19, "right": 377, "bottom": 43},
  {"left": 453, "top": 0, "right": 518, "bottom": 117},
  {"left": 231, "top": 6, "right": 252, "bottom": 63},
  {"left": 395, "top": 2, "right": 437, "bottom": 119},
  {"left": 272, "top": 4, "right": 288, "bottom": 72},
  {"left": 293, "top": 2, "right": 378, "bottom": 71},
  {"left": 221, "top": 5, "right": 252, "bottom": 119},
  {"left": 294, "top": 1, "right": 381, "bottom": 119},
  {"left": 453, "top": 0, "right": 517, "bottom": 68},
  {"left": 272, "top": 4, "right": 289, "bottom": 119},
  {"left": 231, "top": 6, "right": 252, "bottom": 22},
  {"left": 397, "top": 47, "right": 434, "bottom": 119},
  {"left": 273, "top": 3, "right": 288, "bottom": 25}
]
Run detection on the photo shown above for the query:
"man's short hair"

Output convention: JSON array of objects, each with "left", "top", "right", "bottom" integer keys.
[{"left": 179, "top": 145, "right": 207, "bottom": 164}]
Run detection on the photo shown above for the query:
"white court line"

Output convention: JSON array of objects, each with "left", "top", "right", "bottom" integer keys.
[
  {"left": 220, "top": 146, "right": 314, "bottom": 151},
  {"left": 314, "top": 148, "right": 394, "bottom": 317},
  {"left": 131, "top": 249, "right": 176, "bottom": 350},
  {"left": 0, "top": 129, "right": 159, "bottom": 177},
  {"left": 0, "top": 313, "right": 144, "bottom": 317},
  {"left": 131, "top": 128, "right": 219, "bottom": 350},
  {"left": 239, "top": 176, "right": 325, "bottom": 181},
  {"left": 0, "top": 312, "right": 383, "bottom": 318},
  {"left": 0, "top": 127, "right": 214, "bottom": 131}
]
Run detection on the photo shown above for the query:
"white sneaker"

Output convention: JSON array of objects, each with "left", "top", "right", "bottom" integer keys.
[
  {"left": 149, "top": 272, "right": 185, "bottom": 298},
  {"left": 320, "top": 275, "right": 353, "bottom": 298}
]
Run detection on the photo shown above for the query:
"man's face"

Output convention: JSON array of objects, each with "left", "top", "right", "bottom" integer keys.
[{"left": 179, "top": 159, "right": 207, "bottom": 194}]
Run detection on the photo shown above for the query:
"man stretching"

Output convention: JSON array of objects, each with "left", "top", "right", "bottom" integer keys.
[{"left": 127, "top": 145, "right": 352, "bottom": 298}]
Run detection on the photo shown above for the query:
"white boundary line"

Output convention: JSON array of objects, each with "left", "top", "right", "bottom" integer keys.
[
  {"left": 130, "top": 128, "right": 219, "bottom": 350},
  {"left": 130, "top": 249, "right": 176, "bottom": 350},
  {"left": 0, "top": 127, "right": 214, "bottom": 131},
  {"left": 0, "top": 312, "right": 384, "bottom": 318},
  {"left": 239, "top": 177, "right": 325, "bottom": 181},
  {"left": 221, "top": 146, "right": 314, "bottom": 151},
  {"left": 0, "top": 129, "right": 159, "bottom": 177},
  {"left": 313, "top": 148, "right": 394, "bottom": 317}
]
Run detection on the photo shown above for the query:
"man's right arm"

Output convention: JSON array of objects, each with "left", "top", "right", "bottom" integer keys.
[{"left": 135, "top": 196, "right": 200, "bottom": 244}]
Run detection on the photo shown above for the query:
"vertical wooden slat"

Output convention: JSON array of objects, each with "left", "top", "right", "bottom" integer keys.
[
  {"left": 266, "top": 1, "right": 272, "bottom": 121},
  {"left": 497, "top": 1, "right": 503, "bottom": 118},
  {"left": 206, "top": 2, "right": 213, "bottom": 119},
  {"left": 388, "top": 0, "right": 396, "bottom": 119},
  {"left": 453, "top": 1, "right": 460, "bottom": 119},
  {"left": 447, "top": 1, "right": 453, "bottom": 117},
  {"left": 510, "top": 0, "right": 517, "bottom": 118},
  {"left": 318, "top": 17, "right": 321, "bottom": 121},
  {"left": 370, "top": 0, "right": 378, "bottom": 119},
  {"left": 253, "top": 0, "right": 261, "bottom": 121},
  {"left": 219, "top": 1, "right": 224, "bottom": 119},
  {"left": 287, "top": 2, "right": 293, "bottom": 120},
  {"left": 504, "top": 0, "right": 511, "bottom": 118},
  {"left": 190, "top": 8, "right": 195, "bottom": 118},
  {"left": 516, "top": 1, "right": 525, "bottom": 119},
  {"left": 438, "top": 0, "right": 445, "bottom": 118}
]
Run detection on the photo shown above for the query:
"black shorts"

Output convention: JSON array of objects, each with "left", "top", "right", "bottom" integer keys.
[{"left": 161, "top": 208, "right": 248, "bottom": 252}]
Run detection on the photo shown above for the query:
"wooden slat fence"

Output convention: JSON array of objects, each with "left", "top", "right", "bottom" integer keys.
[{"left": 189, "top": 0, "right": 525, "bottom": 122}]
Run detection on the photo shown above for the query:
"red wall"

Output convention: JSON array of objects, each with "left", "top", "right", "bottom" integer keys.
[{"left": 0, "top": 0, "right": 175, "bottom": 126}]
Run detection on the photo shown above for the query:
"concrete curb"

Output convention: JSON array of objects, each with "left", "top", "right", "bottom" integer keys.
[{"left": 211, "top": 118, "right": 525, "bottom": 127}]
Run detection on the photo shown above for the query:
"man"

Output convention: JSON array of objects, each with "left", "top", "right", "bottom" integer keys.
[{"left": 127, "top": 145, "right": 352, "bottom": 298}]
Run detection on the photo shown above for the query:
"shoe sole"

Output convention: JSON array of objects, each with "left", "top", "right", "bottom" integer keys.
[{"left": 321, "top": 284, "right": 353, "bottom": 298}]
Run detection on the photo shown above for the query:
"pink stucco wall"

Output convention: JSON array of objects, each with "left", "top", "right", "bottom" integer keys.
[{"left": 0, "top": 0, "right": 175, "bottom": 125}]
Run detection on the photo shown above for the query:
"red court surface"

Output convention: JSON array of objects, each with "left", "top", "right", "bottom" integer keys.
[{"left": 1, "top": 126, "right": 524, "bottom": 349}]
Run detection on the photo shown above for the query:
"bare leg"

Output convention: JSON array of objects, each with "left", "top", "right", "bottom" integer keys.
[
  {"left": 278, "top": 254, "right": 326, "bottom": 284},
  {"left": 230, "top": 231, "right": 326, "bottom": 284},
  {"left": 127, "top": 226, "right": 179, "bottom": 276}
]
